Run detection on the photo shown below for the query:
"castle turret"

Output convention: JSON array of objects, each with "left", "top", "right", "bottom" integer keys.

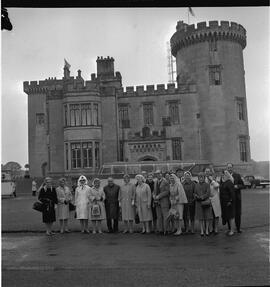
[
  {"left": 170, "top": 20, "right": 250, "bottom": 167},
  {"left": 97, "top": 56, "right": 115, "bottom": 78}
]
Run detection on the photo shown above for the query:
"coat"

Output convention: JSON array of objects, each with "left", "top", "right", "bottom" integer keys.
[
  {"left": 182, "top": 180, "right": 196, "bottom": 203},
  {"left": 135, "top": 183, "right": 152, "bottom": 222},
  {"left": 231, "top": 172, "right": 244, "bottom": 207},
  {"left": 154, "top": 178, "right": 170, "bottom": 208},
  {"left": 89, "top": 187, "right": 106, "bottom": 221},
  {"left": 104, "top": 184, "right": 120, "bottom": 219},
  {"left": 209, "top": 181, "right": 221, "bottom": 218},
  {"left": 119, "top": 182, "right": 135, "bottom": 221},
  {"left": 56, "top": 185, "right": 72, "bottom": 220},
  {"left": 220, "top": 179, "right": 235, "bottom": 224},
  {"left": 38, "top": 186, "right": 58, "bottom": 223},
  {"left": 75, "top": 185, "right": 91, "bottom": 219},
  {"left": 194, "top": 182, "right": 212, "bottom": 220}
]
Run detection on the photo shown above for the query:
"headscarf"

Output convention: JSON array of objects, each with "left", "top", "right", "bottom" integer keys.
[
  {"left": 169, "top": 173, "right": 178, "bottom": 185},
  {"left": 92, "top": 178, "right": 101, "bottom": 186},
  {"left": 135, "top": 174, "right": 145, "bottom": 183},
  {"left": 77, "top": 175, "right": 88, "bottom": 187}
]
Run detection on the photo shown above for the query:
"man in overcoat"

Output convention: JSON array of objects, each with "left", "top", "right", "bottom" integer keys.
[
  {"left": 153, "top": 170, "right": 170, "bottom": 235},
  {"left": 104, "top": 177, "right": 120, "bottom": 233},
  {"left": 227, "top": 163, "right": 244, "bottom": 233}
]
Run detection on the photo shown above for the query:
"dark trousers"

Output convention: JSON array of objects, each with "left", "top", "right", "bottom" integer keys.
[
  {"left": 235, "top": 197, "right": 242, "bottom": 231},
  {"left": 107, "top": 218, "right": 118, "bottom": 232},
  {"left": 32, "top": 190, "right": 36, "bottom": 196}
]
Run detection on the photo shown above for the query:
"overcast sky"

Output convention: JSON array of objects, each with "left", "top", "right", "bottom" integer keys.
[{"left": 1, "top": 7, "right": 269, "bottom": 167}]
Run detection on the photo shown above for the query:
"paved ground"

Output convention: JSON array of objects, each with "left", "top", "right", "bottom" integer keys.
[{"left": 2, "top": 188, "right": 270, "bottom": 286}]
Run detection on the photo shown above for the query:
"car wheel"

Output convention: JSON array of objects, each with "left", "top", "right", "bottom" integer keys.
[{"left": 262, "top": 186, "right": 266, "bottom": 189}]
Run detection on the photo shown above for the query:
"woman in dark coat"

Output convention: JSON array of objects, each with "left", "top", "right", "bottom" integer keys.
[
  {"left": 219, "top": 170, "right": 235, "bottom": 236},
  {"left": 38, "top": 177, "right": 58, "bottom": 236},
  {"left": 146, "top": 173, "right": 157, "bottom": 233}
]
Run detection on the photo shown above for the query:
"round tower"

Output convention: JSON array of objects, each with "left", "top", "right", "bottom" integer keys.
[{"left": 170, "top": 20, "right": 251, "bottom": 167}]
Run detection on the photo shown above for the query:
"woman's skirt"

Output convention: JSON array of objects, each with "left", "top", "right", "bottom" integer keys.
[{"left": 57, "top": 203, "right": 69, "bottom": 220}]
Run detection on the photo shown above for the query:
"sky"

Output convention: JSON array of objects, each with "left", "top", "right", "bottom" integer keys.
[{"left": 1, "top": 7, "right": 269, "bottom": 167}]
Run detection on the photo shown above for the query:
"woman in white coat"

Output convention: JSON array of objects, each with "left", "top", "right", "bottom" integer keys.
[
  {"left": 134, "top": 174, "right": 152, "bottom": 234},
  {"left": 75, "top": 175, "right": 91, "bottom": 233},
  {"left": 169, "top": 174, "right": 188, "bottom": 235},
  {"left": 56, "top": 178, "right": 73, "bottom": 233},
  {"left": 209, "top": 180, "right": 222, "bottom": 234}
]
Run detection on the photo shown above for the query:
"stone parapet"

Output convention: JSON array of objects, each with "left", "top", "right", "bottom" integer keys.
[
  {"left": 171, "top": 20, "right": 246, "bottom": 56},
  {"left": 116, "top": 83, "right": 196, "bottom": 97}
]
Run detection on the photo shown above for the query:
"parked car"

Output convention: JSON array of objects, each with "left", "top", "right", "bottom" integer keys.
[
  {"left": 242, "top": 176, "right": 252, "bottom": 189},
  {"left": 244, "top": 175, "right": 270, "bottom": 189}
]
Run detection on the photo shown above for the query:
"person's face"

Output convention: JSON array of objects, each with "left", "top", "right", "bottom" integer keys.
[
  {"left": 108, "top": 179, "right": 114, "bottom": 186},
  {"left": 59, "top": 179, "right": 65, "bottom": 187},
  {"left": 147, "top": 175, "right": 153, "bottom": 182},
  {"left": 165, "top": 173, "right": 170, "bottom": 181},
  {"left": 124, "top": 176, "right": 130, "bottom": 184},
  {"left": 80, "top": 179, "right": 86, "bottom": 185},
  {"left": 205, "top": 168, "right": 211, "bottom": 177},
  {"left": 227, "top": 164, "right": 233, "bottom": 173},
  {"left": 94, "top": 180, "right": 100, "bottom": 188},
  {"left": 185, "top": 174, "right": 191, "bottom": 182},
  {"left": 46, "top": 178, "right": 52, "bottom": 187},
  {"left": 137, "top": 177, "right": 143, "bottom": 184},
  {"left": 176, "top": 171, "right": 184, "bottom": 178},
  {"left": 169, "top": 176, "right": 175, "bottom": 184},
  {"left": 156, "top": 173, "right": 162, "bottom": 180},
  {"left": 198, "top": 175, "right": 205, "bottom": 183}
]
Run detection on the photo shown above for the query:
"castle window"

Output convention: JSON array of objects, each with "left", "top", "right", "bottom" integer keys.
[
  {"left": 36, "top": 113, "right": 45, "bottom": 126},
  {"left": 172, "top": 138, "right": 182, "bottom": 160},
  {"left": 82, "top": 142, "right": 93, "bottom": 168},
  {"left": 81, "top": 104, "right": 92, "bottom": 126},
  {"left": 95, "top": 142, "right": 100, "bottom": 168},
  {"left": 64, "top": 105, "right": 68, "bottom": 127},
  {"left": 239, "top": 136, "right": 248, "bottom": 162},
  {"left": 169, "top": 102, "right": 180, "bottom": 124},
  {"left": 70, "top": 104, "right": 80, "bottom": 126},
  {"left": 119, "top": 105, "right": 130, "bottom": 128},
  {"left": 92, "top": 103, "right": 98, "bottom": 125},
  {"left": 143, "top": 103, "right": 153, "bottom": 125},
  {"left": 119, "top": 141, "right": 124, "bottom": 161},
  {"left": 65, "top": 143, "right": 69, "bottom": 170},
  {"left": 71, "top": 143, "right": 81, "bottom": 168},
  {"left": 209, "top": 38, "right": 217, "bottom": 51},
  {"left": 237, "top": 98, "right": 245, "bottom": 121},
  {"left": 209, "top": 65, "right": 221, "bottom": 85}
]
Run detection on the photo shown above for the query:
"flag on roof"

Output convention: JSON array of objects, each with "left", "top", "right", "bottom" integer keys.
[
  {"left": 188, "top": 7, "right": 195, "bottom": 17},
  {"left": 64, "top": 59, "right": 71, "bottom": 69}
]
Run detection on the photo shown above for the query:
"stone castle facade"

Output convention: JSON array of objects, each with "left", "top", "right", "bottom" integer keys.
[{"left": 24, "top": 20, "right": 251, "bottom": 178}]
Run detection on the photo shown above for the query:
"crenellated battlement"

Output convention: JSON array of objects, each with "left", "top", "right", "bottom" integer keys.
[
  {"left": 116, "top": 83, "right": 196, "bottom": 97},
  {"left": 171, "top": 20, "right": 246, "bottom": 56}
]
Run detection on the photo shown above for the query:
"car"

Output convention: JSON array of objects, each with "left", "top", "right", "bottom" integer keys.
[
  {"left": 244, "top": 175, "right": 270, "bottom": 189},
  {"left": 242, "top": 176, "right": 252, "bottom": 189}
]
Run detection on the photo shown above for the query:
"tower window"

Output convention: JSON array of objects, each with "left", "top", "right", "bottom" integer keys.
[
  {"left": 36, "top": 113, "right": 45, "bottom": 125},
  {"left": 143, "top": 103, "right": 154, "bottom": 125},
  {"left": 92, "top": 103, "right": 99, "bottom": 126},
  {"left": 209, "top": 65, "right": 222, "bottom": 86},
  {"left": 82, "top": 142, "right": 93, "bottom": 168},
  {"left": 239, "top": 136, "right": 248, "bottom": 162},
  {"left": 70, "top": 104, "right": 80, "bottom": 126},
  {"left": 169, "top": 101, "right": 180, "bottom": 124},
  {"left": 65, "top": 143, "right": 69, "bottom": 170},
  {"left": 81, "top": 104, "right": 92, "bottom": 126},
  {"left": 209, "top": 38, "right": 217, "bottom": 51},
  {"left": 172, "top": 138, "right": 182, "bottom": 160},
  {"left": 71, "top": 143, "right": 81, "bottom": 168},
  {"left": 95, "top": 142, "right": 100, "bottom": 168},
  {"left": 236, "top": 98, "right": 245, "bottom": 121},
  {"left": 119, "top": 105, "right": 130, "bottom": 128}
]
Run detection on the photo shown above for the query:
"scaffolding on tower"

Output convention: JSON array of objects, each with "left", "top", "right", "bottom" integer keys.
[{"left": 167, "top": 41, "right": 176, "bottom": 84}]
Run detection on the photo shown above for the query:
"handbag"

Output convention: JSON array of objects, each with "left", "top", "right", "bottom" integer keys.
[
  {"left": 33, "top": 201, "right": 46, "bottom": 212},
  {"left": 91, "top": 204, "right": 101, "bottom": 217},
  {"left": 201, "top": 198, "right": 211, "bottom": 208},
  {"left": 69, "top": 202, "right": 76, "bottom": 211}
]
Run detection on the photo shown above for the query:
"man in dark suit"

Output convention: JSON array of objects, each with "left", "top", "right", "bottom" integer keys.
[
  {"left": 153, "top": 170, "right": 170, "bottom": 235},
  {"left": 227, "top": 163, "right": 244, "bottom": 233},
  {"left": 104, "top": 177, "right": 120, "bottom": 233}
]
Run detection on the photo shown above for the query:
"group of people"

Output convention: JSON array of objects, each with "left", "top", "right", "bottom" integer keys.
[{"left": 37, "top": 163, "right": 244, "bottom": 237}]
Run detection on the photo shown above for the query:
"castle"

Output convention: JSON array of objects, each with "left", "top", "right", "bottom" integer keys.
[{"left": 24, "top": 20, "right": 251, "bottom": 178}]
